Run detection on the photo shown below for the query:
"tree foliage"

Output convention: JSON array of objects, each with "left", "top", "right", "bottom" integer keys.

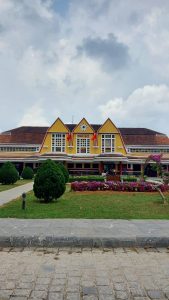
[
  {"left": 0, "top": 162, "right": 18, "bottom": 185},
  {"left": 21, "top": 166, "right": 34, "bottom": 179},
  {"left": 33, "top": 159, "right": 66, "bottom": 202},
  {"left": 57, "top": 162, "right": 69, "bottom": 183}
]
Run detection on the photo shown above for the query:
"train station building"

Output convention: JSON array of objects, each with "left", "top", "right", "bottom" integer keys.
[{"left": 0, "top": 117, "right": 169, "bottom": 176}]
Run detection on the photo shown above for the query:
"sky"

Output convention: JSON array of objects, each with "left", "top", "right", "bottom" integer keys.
[{"left": 0, "top": 0, "right": 169, "bottom": 135}]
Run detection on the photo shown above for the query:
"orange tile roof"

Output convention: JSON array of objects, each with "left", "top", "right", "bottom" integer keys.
[
  {"left": 0, "top": 127, "right": 48, "bottom": 144},
  {"left": 123, "top": 135, "right": 169, "bottom": 145}
]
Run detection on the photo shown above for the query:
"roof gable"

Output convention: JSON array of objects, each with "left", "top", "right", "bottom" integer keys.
[
  {"left": 73, "top": 118, "right": 94, "bottom": 134},
  {"left": 48, "top": 118, "right": 69, "bottom": 133},
  {"left": 98, "top": 118, "right": 119, "bottom": 133}
]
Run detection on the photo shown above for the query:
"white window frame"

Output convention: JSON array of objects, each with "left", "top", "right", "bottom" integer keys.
[
  {"left": 51, "top": 133, "right": 66, "bottom": 153},
  {"left": 0, "top": 145, "right": 39, "bottom": 152},
  {"left": 101, "top": 134, "right": 115, "bottom": 153},
  {"left": 76, "top": 135, "right": 90, "bottom": 154}
]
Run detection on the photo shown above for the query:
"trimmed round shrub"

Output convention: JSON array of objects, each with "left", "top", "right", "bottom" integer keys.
[
  {"left": 33, "top": 159, "right": 66, "bottom": 202},
  {"left": 0, "top": 162, "right": 18, "bottom": 184},
  {"left": 57, "top": 162, "right": 69, "bottom": 183},
  {"left": 21, "top": 166, "right": 34, "bottom": 179}
]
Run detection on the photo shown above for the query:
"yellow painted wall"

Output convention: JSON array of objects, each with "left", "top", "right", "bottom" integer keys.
[
  {"left": 40, "top": 118, "right": 69, "bottom": 154},
  {"left": 97, "top": 119, "right": 127, "bottom": 155},
  {"left": 40, "top": 118, "right": 127, "bottom": 155},
  {"left": 48, "top": 118, "right": 69, "bottom": 133},
  {"left": 98, "top": 118, "right": 119, "bottom": 134},
  {"left": 68, "top": 133, "right": 99, "bottom": 155},
  {"left": 68, "top": 118, "right": 94, "bottom": 155}
]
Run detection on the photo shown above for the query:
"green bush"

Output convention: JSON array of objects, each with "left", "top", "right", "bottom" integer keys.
[
  {"left": 21, "top": 166, "right": 34, "bottom": 179},
  {"left": 0, "top": 162, "right": 18, "bottom": 185},
  {"left": 69, "top": 175, "right": 105, "bottom": 182},
  {"left": 121, "top": 176, "right": 137, "bottom": 182},
  {"left": 33, "top": 159, "right": 66, "bottom": 202},
  {"left": 57, "top": 162, "right": 69, "bottom": 183}
]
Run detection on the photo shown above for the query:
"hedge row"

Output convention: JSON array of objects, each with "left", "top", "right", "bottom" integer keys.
[
  {"left": 69, "top": 175, "right": 138, "bottom": 183},
  {"left": 71, "top": 181, "right": 169, "bottom": 192},
  {"left": 122, "top": 176, "right": 137, "bottom": 182},
  {"left": 69, "top": 175, "right": 105, "bottom": 182}
]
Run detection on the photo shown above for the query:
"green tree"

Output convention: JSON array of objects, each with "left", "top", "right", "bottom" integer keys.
[
  {"left": 33, "top": 159, "right": 66, "bottom": 202},
  {"left": 0, "top": 162, "right": 18, "bottom": 184},
  {"left": 57, "top": 162, "right": 69, "bottom": 183},
  {"left": 21, "top": 166, "right": 34, "bottom": 179}
]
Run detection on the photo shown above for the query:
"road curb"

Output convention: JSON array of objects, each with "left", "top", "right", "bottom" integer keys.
[{"left": 0, "top": 235, "right": 169, "bottom": 248}]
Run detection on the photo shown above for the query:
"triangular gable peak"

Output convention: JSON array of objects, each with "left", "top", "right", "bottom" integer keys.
[
  {"left": 98, "top": 118, "right": 119, "bottom": 133},
  {"left": 39, "top": 118, "right": 69, "bottom": 154},
  {"left": 73, "top": 118, "right": 94, "bottom": 134},
  {"left": 98, "top": 118, "right": 127, "bottom": 154},
  {"left": 48, "top": 118, "right": 69, "bottom": 133}
]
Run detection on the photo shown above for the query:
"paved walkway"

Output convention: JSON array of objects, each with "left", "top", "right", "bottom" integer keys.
[
  {"left": 0, "top": 247, "right": 169, "bottom": 299},
  {"left": 0, "top": 219, "right": 169, "bottom": 248},
  {"left": 0, "top": 182, "right": 33, "bottom": 206}
]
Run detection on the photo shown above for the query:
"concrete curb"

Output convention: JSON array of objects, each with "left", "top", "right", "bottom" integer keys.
[
  {"left": 0, "top": 235, "right": 169, "bottom": 248},
  {"left": 0, "top": 219, "right": 169, "bottom": 248}
]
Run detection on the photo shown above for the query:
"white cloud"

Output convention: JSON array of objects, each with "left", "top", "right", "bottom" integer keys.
[
  {"left": 18, "top": 103, "right": 50, "bottom": 126},
  {"left": 0, "top": 0, "right": 13, "bottom": 11},
  {"left": 0, "top": 0, "right": 169, "bottom": 136},
  {"left": 24, "top": 0, "right": 53, "bottom": 20},
  {"left": 98, "top": 84, "right": 169, "bottom": 134}
]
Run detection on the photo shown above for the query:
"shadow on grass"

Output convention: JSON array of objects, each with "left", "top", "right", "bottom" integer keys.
[{"left": 34, "top": 198, "right": 61, "bottom": 204}]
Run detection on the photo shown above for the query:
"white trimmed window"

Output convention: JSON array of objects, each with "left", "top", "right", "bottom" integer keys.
[
  {"left": 77, "top": 135, "right": 90, "bottom": 154},
  {"left": 52, "top": 133, "right": 65, "bottom": 152},
  {"left": 0, "top": 146, "right": 39, "bottom": 152},
  {"left": 101, "top": 134, "right": 115, "bottom": 153}
]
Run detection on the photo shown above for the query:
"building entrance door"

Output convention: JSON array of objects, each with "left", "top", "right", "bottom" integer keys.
[{"left": 103, "top": 162, "right": 116, "bottom": 174}]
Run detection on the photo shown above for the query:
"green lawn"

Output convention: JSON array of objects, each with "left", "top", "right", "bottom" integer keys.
[
  {"left": 0, "top": 180, "right": 33, "bottom": 192},
  {"left": 0, "top": 190, "right": 169, "bottom": 219}
]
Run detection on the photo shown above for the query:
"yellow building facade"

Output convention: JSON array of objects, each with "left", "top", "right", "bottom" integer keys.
[
  {"left": 40, "top": 117, "right": 126, "bottom": 156},
  {"left": 0, "top": 117, "right": 169, "bottom": 176},
  {"left": 39, "top": 117, "right": 129, "bottom": 175}
]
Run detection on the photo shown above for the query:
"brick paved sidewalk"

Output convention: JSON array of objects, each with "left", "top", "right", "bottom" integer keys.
[{"left": 0, "top": 247, "right": 169, "bottom": 299}]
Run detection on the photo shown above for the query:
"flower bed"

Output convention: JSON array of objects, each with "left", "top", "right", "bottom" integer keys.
[{"left": 71, "top": 181, "right": 169, "bottom": 192}]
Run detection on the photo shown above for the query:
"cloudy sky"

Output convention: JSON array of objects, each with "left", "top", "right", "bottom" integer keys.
[{"left": 0, "top": 0, "right": 169, "bottom": 135}]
